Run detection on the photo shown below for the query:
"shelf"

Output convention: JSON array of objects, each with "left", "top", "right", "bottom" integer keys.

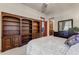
[
  {"left": 32, "top": 25, "right": 38, "bottom": 27},
  {"left": 3, "top": 20, "right": 20, "bottom": 23},
  {"left": 3, "top": 30, "right": 20, "bottom": 31},
  {"left": 3, "top": 30, "right": 20, "bottom": 32},
  {"left": 22, "top": 22, "right": 29, "bottom": 24},
  {"left": 22, "top": 19, "right": 32, "bottom": 45},
  {"left": 3, "top": 25, "right": 20, "bottom": 27},
  {"left": 2, "top": 12, "right": 41, "bottom": 52},
  {"left": 22, "top": 25, "right": 30, "bottom": 27},
  {"left": 3, "top": 33, "right": 20, "bottom": 35},
  {"left": 22, "top": 33, "right": 32, "bottom": 35},
  {"left": 22, "top": 32, "right": 31, "bottom": 35}
]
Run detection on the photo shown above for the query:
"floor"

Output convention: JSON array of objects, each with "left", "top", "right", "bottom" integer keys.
[{"left": 0, "top": 45, "right": 27, "bottom": 55}]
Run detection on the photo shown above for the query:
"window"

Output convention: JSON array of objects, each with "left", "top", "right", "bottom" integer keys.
[{"left": 58, "top": 19, "right": 73, "bottom": 31}]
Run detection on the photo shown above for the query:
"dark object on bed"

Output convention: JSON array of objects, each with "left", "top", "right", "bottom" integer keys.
[
  {"left": 65, "top": 33, "right": 79, "bottom": 46},
  {"left": 54, "top": 31, "right": 74, "bottom": 38},
  {"left": 58, "top": 31, "right": 69, "bottom": 38},
  {"left": 59, "top": 31, "right": 75, "bottom": 38}
]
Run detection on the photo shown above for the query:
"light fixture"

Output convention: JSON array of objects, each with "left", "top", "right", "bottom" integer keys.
[{"left": 41, "top": 3, "right": 48, "bottom": 13}]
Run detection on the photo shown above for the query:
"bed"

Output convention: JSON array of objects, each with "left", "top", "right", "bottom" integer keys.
[
  {"left": 66, "top": 43, "right": 79, "bottom": 55},
  {"left": 26, "top": 36, "right": 70, "bottom": 55}
]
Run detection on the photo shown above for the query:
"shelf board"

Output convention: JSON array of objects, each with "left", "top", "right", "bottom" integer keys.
[
  {"left": 22, "top": 26, "right": 30, "bottom": 27},
  {"left": 32, "top": 25, "right": 38, "bottom": 27},
  {"left": 22, "top": 29, "right": 32, "bottom": 30},
  {"left": 3, "top": 34, "right": 20, "bottom": 36},
  {"left": 32, "top": 29, "right": 38, "bottom": 30},
  {"left": 22, "top": 22, "right": 29, "bottom": 24},
  {"left": 3, "top": 30, "right": 20, "bottom": 31},
  {"left": 22, "top": 33, "right": 32, "bottom": 35},
  {"left": 3, "top": 25, "right": 20, "bottom": 26},
  {"left": 3, "top": 20, "right": 20, "bottom": 23}
]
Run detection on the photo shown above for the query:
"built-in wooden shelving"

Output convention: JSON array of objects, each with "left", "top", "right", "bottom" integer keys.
[
  {"left": 1, "top": 12, "right": 42, "bottom": 52},
  {"left": 32, "top": 20, "right": 41, "bottom": 39},
  {"left": 21, "top": 19, "right": 32, "bottom": 45}
]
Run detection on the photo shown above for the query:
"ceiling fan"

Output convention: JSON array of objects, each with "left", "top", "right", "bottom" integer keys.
[{"left": 41, "top": 3, "right": 48, "bottom": 13}]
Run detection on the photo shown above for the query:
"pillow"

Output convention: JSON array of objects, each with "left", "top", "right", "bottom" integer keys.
[
  {"left": 75, "top": 34, "right": 79, "bottom": 41},
  {"left": 66, "top": 43, "right": 79, "bottom": 55},
  {"left": 65, "top": 35, "right": 76, "bottom": 46},
  {"left": 65, "top": 34, "right": 79, "bottom": 47}
]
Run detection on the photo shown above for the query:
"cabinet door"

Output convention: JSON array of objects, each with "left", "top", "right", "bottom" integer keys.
[
  {"left": 49, "top": 20, "right": 54, "bottom": 35},
  {"left": 22, "top": 35, "right": 30, "bottom": 44},
  {"left": 32, "top": 33, "right": 40, "bottom": 39},
  {"left": 12, "top": 35, "right": 20, "bottom": 47},
  {"left": 2, "top": 36, "right": 12, "bottom": 51}
]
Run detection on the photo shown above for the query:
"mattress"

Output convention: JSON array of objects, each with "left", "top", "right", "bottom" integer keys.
[{"left": 26, "top": 36, "right": 69, "bottom": 55}]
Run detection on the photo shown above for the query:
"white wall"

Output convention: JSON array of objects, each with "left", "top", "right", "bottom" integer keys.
[
  {"left": 47, "top": 5, "right": 79, "bottom": 32},
  {"left": 0, "top": 3, "right": 46, "bottom": 52},
  {"left": 0, "top": 3, "right": 46, "bottom": 19}
]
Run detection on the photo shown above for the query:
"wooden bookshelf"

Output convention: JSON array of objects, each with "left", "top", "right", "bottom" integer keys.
[
  {"left": 21, "top": 19, "right": 32, "bottom": 45},
  {"left": 2, "top": 15, "right": 21, "bottom": 51},
  {"left": 32, "top": 20, "right": 41, "bottom": 39},
  {"left": 1, "top": 12, "right": 41, "bottom": 52}
]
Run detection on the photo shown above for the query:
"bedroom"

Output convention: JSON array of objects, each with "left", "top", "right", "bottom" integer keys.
[{"left": 0, "top": 3, "right": 79, "bottom": 55}]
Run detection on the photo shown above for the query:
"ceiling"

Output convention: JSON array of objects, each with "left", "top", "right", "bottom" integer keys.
[{"left": 22, "top": 3, "right": 79, "bottom": 15}]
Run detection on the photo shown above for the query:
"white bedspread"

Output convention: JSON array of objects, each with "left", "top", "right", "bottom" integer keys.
[{"left": 26, "top": 36, "right": 69, "bottom": 55}]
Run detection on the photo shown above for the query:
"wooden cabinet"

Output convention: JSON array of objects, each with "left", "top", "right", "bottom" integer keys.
[
  {"left": 49, "top": 20, "right": 54, "bottom": 35},
  {"left": 2, "top": 12, "right": 21, "bottom": 52},
  {"left": 2, "top": 36, "right": 12, "bottom": 51},
  {"left": 32, "top": 20, "right": 41, "bottom": 39},
  {"left": 1, "top": 12, "right": 41, "bottom": 52},
  {"left": 12, "top": 35, "right": 20, "bottom": 47},
  {"left": 21, "top": 19, "right": 32, "bottom": 45},
  {"left": 2, "top": 35, "right": 20, "bottom": 51}
]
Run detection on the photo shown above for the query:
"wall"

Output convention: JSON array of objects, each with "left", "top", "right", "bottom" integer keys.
[
  {"left": 0, "top": 3, "right": 46, "bottom": 52},
  {"left": 46, "top": 15, "right": 58, "bottom": 32},
  {"left": 47, "top": 5, "right": 79, "bottom": 32},
  {"left": 0, "top": 3, "right": 46, "bottom": 19},
  {"left": 47, "top": 19, "right": 57, "bottom": 36}
]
